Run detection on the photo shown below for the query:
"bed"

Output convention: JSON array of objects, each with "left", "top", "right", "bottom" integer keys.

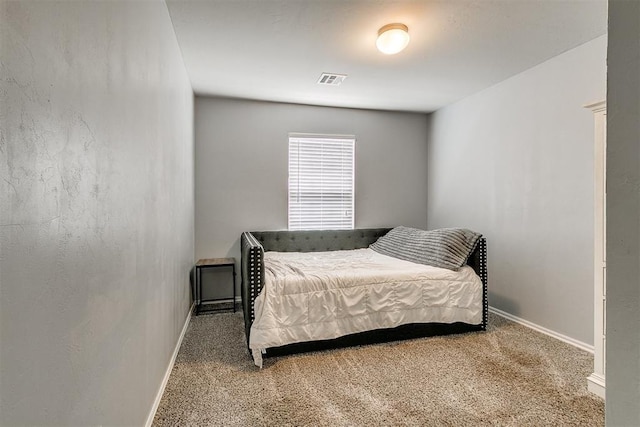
[{"left": 241, "top": 227, "right": 488, "bottom": 367}]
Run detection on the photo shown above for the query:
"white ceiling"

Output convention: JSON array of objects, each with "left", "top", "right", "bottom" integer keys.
[{"left": 166, "top": 0, "right": 607, "bottom": 113}]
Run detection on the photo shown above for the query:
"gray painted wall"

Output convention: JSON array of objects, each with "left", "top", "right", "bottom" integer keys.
[
  {"left": 195, "top": 97, "right": 428, "bottom": 296},
  {"left": 605, "top": 1, "right": 640, "bottom": 423},
  {"left": 426, "top": 36, "right": 607, "bottom": 345},
  {"left": 0, "top": 1, "right": 194, "bottom": 425}
]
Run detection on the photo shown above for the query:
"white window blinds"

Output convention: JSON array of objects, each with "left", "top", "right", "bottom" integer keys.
[{"left": 288, "top": 134, "right": 355, "bottom": 230}]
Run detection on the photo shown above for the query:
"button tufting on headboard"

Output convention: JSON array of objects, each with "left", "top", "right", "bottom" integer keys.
[{"left": 249, "top": 228, "right": 392, "bottom": 253}]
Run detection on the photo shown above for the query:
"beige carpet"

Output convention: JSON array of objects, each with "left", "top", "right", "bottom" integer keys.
[{"left": 153, "top": 312, "right": 603, "bottom": 426}]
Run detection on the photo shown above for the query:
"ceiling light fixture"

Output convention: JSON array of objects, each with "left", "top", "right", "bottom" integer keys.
[{"left": 376, "top": 23, "right": 410, "bottom": 55}]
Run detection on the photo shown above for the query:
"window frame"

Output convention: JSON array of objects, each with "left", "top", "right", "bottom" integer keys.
[{"left": 287, "top": 133, "right": 356, "bottom": 231}]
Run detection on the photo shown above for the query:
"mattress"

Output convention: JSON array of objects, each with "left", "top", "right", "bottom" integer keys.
[{"left": 249, "top": 248, "right": 483, "bottom": 367}]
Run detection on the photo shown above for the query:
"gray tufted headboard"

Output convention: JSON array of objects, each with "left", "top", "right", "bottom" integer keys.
[
  {"left": 240, "top": 228, "right": 487, "bottom": 349},
  {"left": 251, "top": 228, "right": 392, "bottom": 253}
]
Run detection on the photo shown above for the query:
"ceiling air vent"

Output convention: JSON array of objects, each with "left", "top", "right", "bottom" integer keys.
[{"left": 317, "top": 73, "right": 347, "bottom": 86}]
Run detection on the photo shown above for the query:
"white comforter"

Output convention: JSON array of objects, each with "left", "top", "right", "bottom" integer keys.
[{"left": 249, "top": 248, "right": 483, "bottom": 367}]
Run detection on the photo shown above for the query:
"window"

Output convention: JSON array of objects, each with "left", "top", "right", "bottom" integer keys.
[{"left": 288, "top": 134, "right": 355, "bottom": 230}]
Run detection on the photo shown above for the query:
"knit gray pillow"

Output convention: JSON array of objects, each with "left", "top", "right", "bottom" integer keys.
[{"left": 370, "top": 226, "right": 481, "bottom": 271}]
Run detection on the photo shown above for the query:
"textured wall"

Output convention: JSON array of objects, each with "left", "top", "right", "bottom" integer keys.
[
  {"left": 605, "top": 1, "right": 640, "bottom": 423},
  {"left": 0, "top": 1, "right": 194, "bottom": 425},
  {"left": 426, "top": 36, "right": 606, "bottom": 345},
  {"left": 195, "top": 97, "right": 428, "bottom": 296}
]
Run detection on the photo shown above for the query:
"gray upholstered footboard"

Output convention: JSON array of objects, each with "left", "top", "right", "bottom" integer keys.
[
  {"left": 240, "top": 228, "right": 488, "bottom": 351},
  {"left": 240, "top": 231, "right": 265, "bottom": 345},
  {"left": 467, "top": 238, "right": 488, "bottom": 329}
]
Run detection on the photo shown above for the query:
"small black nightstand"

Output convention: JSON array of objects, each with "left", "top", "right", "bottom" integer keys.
[{"left": 194, "top": 257, "right": 236, "bottom": 315}]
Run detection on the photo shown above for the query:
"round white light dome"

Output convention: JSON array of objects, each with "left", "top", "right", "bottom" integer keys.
[{"left": 376, "top": 23, "right": 410, "bottom": 55}]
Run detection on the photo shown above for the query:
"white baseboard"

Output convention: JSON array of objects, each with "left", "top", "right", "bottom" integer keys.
[
  {"left": 145, "top": 303, "right": 194, "bottom": 427},
  {"left": 587, "top": 372, "right": 606, "bottom": 399},
  {"left": 489, "top": 306, "right": 594, "bottom": 354}
]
